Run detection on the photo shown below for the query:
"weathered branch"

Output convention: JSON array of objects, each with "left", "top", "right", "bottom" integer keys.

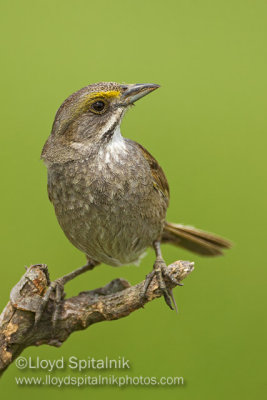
[{"left": 0, "top": 260, "right": 194, "bottom": 376}]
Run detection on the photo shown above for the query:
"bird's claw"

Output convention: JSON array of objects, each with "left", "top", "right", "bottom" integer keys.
[
  {"left": 141, "top": 259, "right": 181, "bottom": 311},
  {"left": 34, "top": 278, "right": 65, "bottom": 331}
]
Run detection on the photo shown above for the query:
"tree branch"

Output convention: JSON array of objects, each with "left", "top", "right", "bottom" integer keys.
[{"left": 0, "top": 260, "right": 194, "bottom": 376}]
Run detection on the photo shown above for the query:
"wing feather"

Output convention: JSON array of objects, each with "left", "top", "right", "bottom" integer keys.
[{"left": 134, "top": 141, "right": 170, "bottom": 204}]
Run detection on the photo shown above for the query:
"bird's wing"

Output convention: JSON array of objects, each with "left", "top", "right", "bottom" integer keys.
[{"left": 134, "top": 141, "right": 170, "bottom": 204}]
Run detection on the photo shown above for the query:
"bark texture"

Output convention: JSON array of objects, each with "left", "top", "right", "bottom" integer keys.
[{"left": 0, "top": 260, "right": 194, "bottom": 376}]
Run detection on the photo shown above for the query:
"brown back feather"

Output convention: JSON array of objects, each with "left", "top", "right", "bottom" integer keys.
[{"left": 134, "top": 141, "right": 170, "bottom": 204}]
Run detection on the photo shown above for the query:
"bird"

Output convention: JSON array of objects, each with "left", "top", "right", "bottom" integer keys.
[{"left": 40, "top": 81, "right": 231, "bottom": 324}]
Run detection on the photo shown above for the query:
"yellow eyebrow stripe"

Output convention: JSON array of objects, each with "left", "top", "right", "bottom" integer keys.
[
  {"left": 58, "top": 90, "right": 121, "bottom": 135},
  {"left": 69, "top": 90, "right": 121, "bottom": 122},
  {"left": 87, "top": 90, "right": 121, "bottom": 100},
  {"left": 79, "top": 90, "right": 121, "bottom": 110}
]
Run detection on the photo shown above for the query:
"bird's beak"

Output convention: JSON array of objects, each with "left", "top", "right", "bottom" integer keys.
[{"left": 120, "top": 83, "right": 160, "bottom": 105}]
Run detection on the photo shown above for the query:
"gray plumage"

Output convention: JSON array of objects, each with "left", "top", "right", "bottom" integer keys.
[
  {"left": 45, "top": 138, "right": 167, "bottom": 266},
  {"left": 41, "top": 81, "right": 231, "bottom": 273}
]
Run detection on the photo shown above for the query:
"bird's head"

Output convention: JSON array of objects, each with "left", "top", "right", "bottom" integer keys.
[{"left": 42, "top": 81, "right": 159, "bottom": 163}]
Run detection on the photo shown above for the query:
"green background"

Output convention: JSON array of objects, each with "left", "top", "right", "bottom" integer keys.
[{"left": 1, "top": 0, "right": 266, "bottom": 398}]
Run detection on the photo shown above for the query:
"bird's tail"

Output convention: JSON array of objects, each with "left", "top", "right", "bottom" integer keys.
[{"left": 162, "top": 222, "right": 232, "bottom": 256}]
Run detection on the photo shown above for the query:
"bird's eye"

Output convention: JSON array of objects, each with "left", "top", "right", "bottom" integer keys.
[{"left": 90, "top": 100, "right": 107, "bottom": 114}]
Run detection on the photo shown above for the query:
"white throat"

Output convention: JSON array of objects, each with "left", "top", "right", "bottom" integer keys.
[
  {"left": 70, "top": 110, "right": 127, "bottom": 163},
  {"left": 100, "top": 125, "right": 127, "bottom": 163}
]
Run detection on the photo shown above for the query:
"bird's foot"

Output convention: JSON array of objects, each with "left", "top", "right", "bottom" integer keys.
[
  {"left": 34, "top": 261, "right": 98, "bottom": 332},
  {"left": 34, "top": 277, "right": 66, "bottom": 331},
  {"left": 142, "top": 259, "right": 183, "bottom": 311}
]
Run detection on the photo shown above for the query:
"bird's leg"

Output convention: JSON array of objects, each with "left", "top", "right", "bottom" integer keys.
[
  {"left": 142, "top": 241, "right": 182, "bottom": 310},
  {"left": 34, "top": 259, "right": 99, "bottom": 328}
]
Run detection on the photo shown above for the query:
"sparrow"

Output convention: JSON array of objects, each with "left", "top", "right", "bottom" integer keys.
[{"left": 40, "top": 82, "right": 231, "bottom": 324}]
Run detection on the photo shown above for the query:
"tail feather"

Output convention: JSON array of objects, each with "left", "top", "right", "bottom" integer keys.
[{"left": 162, "top": 222, "right": 232, "bottom": 256}]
